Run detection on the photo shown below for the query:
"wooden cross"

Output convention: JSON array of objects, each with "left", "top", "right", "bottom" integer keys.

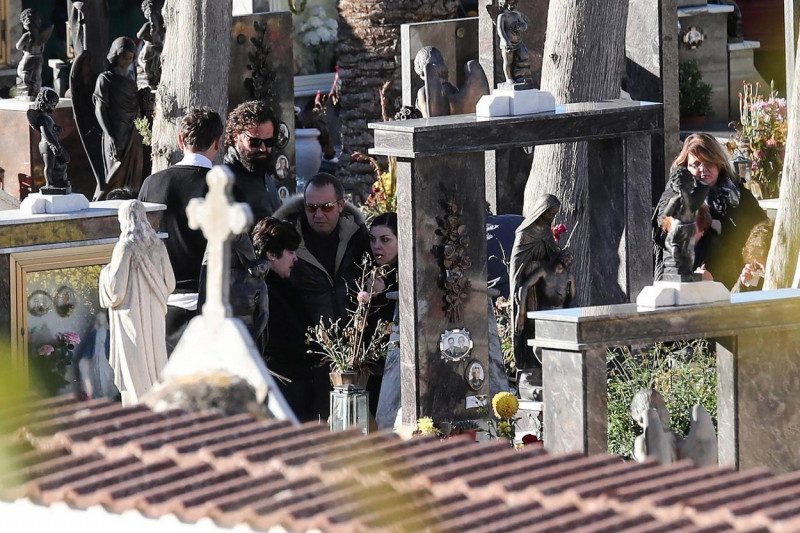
[{"left": 186, "top": 166, "right": 252, "bottom": 323}]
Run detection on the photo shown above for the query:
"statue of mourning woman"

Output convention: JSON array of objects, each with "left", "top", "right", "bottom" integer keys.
[
  {"left": 27, "top": 88, "right": 70, "bottom": 193},
  {"left": 509, "top": 194, "right": 573, "bottom": 367},
  {"left": 99, "top": 200, "right": 175, "bottom": 406},
  {"left": 15, "top": 9, "right": 53, "bottom": 99},
  {"left": 413, "top": 46, "right": 489, "bottom": 118},
  {"left": 136, "top": 0, "right": 165, "bottom": 90},
  {"left": 92, "top": 37, "right": 144, "bottom": 199}
]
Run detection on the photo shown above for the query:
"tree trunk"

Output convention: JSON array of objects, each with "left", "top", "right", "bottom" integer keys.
[
  {"left": 336, "top": 1, "right": 458, "bottom": 200},
  {"left": 151, "top": 0, "right": 232, "bottom": 172},
  {"left": 522, "top": 0, "right": 628, "bottom": 304},
  {"left": 764, "top": 42, "right": 800, "bottom": 289}
]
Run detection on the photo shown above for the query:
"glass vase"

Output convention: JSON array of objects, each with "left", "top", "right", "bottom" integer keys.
[{"left": 329, "top": 384, "right": 369, "bottom": 435}]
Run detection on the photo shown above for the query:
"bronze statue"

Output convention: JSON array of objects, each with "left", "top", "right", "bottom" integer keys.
[
  {"left": 488, "top": 0, "right": 533, "bottom": 88},
  {"left": 655, "top": 166, "right": 710, "bottom": 279},
  {"left": 136, "top": 0, "right": 165, "bottom": 89},
  {"left": 509, "top": 194, "right": 573, "bottom": 367},
  {"left": 27, "top": 88, "right": 70, "bottom": 193},
  {"left": 413, "top": 46, "right": 490, "bottom": 118},
  {"left": 68, "top": 0, "right": 110, "bottom": 77},
  {"left": 92, "top": 37, "right": 144, "bottom": 199},
  {"left": 15, "top": 9, "right": 53, "bottom": 99}
]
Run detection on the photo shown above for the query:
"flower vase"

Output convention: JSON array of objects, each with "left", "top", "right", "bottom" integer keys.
[{"left": 295, "top": 128, "right": 322, "bottom": 180}]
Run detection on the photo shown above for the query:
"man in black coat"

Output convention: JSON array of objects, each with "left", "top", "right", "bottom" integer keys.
[
  {"left": 138, "top": 106, "right": 223, "bottom": 355},
  {"left": 223, "top": 100, "right": 284, "bottom": 224},
  {"left": 273, "top": 172, "right": 371, "bottom": 421}
]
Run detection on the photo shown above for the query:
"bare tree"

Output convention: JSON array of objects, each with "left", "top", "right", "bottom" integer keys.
[
  {"left": 764, "top": 47, "right": 800, "bottom": 289},
  {"left": 522, "top": 0, "right": 629, "bottom": 303},
  {"left": 151, "top": 0, "right": 232, "bottom": 171}
]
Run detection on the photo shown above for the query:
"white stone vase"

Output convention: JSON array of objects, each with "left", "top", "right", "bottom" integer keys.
[{"left": 295, "top": 127, "right": 322, "bottom": 179}]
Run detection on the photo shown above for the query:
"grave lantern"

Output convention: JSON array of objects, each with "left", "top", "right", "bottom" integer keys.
[
  {"left": 730, "top": 154, "right": 752, "bottom": 184},
  {"left": 330, "top": 383, "right": 369, "bottom": 434}
]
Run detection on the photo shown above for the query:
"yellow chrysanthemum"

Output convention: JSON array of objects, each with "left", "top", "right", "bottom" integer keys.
[
  {"left": 492, "top": 392, "right": 519, "bottom": 419},
  {"left": 416, "top": 416, "right": 437, "bottom": 436}
]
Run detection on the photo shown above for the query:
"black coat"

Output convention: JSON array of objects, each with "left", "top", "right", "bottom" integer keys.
[
  {"left": 223, "top": 147, "right": 282, "bottom": 224},
  {"left": 263, "top": 269, "right": 312, "bottom": 379}
]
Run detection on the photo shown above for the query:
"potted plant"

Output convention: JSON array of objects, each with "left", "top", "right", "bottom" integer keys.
[{"left": 679, "top": 59, "right": 712, "bottom": 126}]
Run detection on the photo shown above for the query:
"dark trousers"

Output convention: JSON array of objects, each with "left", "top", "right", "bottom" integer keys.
[
  {"left": 275, "top": 365, "right": 332, "bottom": 423},
  {"left": 165, "top": 305, "right": 197, "bottom": 356}
]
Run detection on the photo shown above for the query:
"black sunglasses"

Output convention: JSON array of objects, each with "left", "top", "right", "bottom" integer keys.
[
  {"left": 243, "top": 132, "right": 277, "bottom": 149},
  {"left": 305, "top": 202, "right": 339, "bottom": 213}
]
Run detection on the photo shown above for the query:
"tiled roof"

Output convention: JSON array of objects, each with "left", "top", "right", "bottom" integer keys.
[{"left": 2, "top": 395, "right": 800, "bottom": 532}]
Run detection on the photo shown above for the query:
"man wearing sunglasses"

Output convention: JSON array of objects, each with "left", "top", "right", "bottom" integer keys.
[
  {"left": 273, "top": 172, "right": 370, "bottom": 421},
  {"left": 223, "top": 100, "right": 284, "bottom": 223}
]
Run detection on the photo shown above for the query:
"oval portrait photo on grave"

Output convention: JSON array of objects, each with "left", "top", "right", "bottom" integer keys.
[
  {"left": 27, "top": 290, "right": 52, "bottom": 317},
  {"left": 439, "top": 328, "right": 473, "bottom": 362},
  {"left": 54, "top": 285, "right": 76, "bottom": 317},
  {"left": 465, "top": 359, "right": 485, "bottom": 391}
]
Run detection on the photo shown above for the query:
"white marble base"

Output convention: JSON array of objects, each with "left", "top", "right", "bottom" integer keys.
[
  {"left": 637, "top": 280, "right": 730, "bottom": 308},
  {"left": 19, "top": 192, "right": 90, "bottom": 214},
  {"left": 476, "top": 88, "right": 556, "bottom": 117}
]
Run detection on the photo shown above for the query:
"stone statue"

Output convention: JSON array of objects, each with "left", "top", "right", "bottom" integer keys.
[
  {"left": 631, "top": 388, "right": 718, "bottom": 467},
  {"left": 68, "top": 0, "right": 110, "bottom": 77},
  {"left": 99, "top": 199, "right": 175, "bottom": 406},
  {"left": 710, "top": 0, "right": 744, "bottom": 43},
  {"left": 15, "top": 9, "right": 53, "bottom": 99},
  {"left": 656, "top": 166, "right": 710, "bottom": 279},
  {"left": 508, "top": 194, "right": 573, "bottom": 367},
  {"left": 413, "top": 46, "right": 490, "bottom": 118},
  {"left": 27, "top": 88, "right": 70, "bottom": 193},
  {"left": 136, "top": 0, "right": 165, "bottom": 90},
  {"left": 76, "top": 311, "right": 116, "bottom": 400},
  {"left": 93, "top": 37, "right": 145, "bottom": 199},
  {"left": 488, "top": 0, "right": 533, "bottom": 88}
]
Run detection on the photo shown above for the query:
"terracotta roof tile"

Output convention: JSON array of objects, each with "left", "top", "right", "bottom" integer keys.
[{"left": 4, "top": 396, "right": 800, "bottom": 532}]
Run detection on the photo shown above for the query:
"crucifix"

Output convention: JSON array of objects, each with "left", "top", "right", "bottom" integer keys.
[{"left": 186, "top": 166, "right": 251, "bottom": 323}]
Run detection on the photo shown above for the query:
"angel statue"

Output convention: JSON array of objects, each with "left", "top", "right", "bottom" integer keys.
[
  {"left": 15, "top": 9, "right": 53, "bottom": 99},
  {"left": 508, "top": 194, "right": 573, "bottom": 368},
  {"left": 91, "top": 37, "right": 144, "bottom": 199},
  {"left": 27, "top": 88, "right": 70, "bottom": 192},
  {"left": 487, "top": 0, "right": 533, "bottom": 88},
  {"left": 136, "top": 0, "right": 165, "bottom": 89},
  {"left": 413, "top": 46, "right": 490, "bottom": 118}
]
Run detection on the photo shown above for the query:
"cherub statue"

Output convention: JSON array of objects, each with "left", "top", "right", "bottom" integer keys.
[
  {"left": 656, "top": 166, "right": 710, "bottom": 279},
  {"left": 413, "top": 46, "right": 490, "bottom": 118},
  {"left": 27, "top": 88, "right": 70, "bottom": 192},
  {"left": 15, "top": 9, "right": 53, "bottom": 99},
  {"left": 92, "top": 37, "right": 144, "bottom": 199},
  {"left": 487, "top": 0, "right": 533, "bottom": 87},
  {"left": 136, "top": 0, "right": 165, "bottom": 89},
  {"left": 631, "top": 388, "right": 718, "bottom": 467},
  {"left": 508, "top": 194, "right": 573, "bottom": 367}
]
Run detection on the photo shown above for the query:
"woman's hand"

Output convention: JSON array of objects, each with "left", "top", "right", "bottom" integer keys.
[{"left": 740, "top": 262, "right": 764, "bottom": 287}]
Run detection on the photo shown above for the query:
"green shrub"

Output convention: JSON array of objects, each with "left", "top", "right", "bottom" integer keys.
[
  {"left": 679, "top": 60, "right": 713, "bottom": 117},
  {"left": 607, "top": 340, "right": 717, "bottom": 458}
]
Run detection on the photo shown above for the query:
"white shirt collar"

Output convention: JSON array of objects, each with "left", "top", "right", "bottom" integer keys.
[{"left": 176, "top": 152, "right": 213, "bottom": 169}]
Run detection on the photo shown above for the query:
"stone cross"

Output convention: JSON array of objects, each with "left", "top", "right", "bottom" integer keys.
[{"left": 186, "top": 166, "right": 251, "bottom": 322}]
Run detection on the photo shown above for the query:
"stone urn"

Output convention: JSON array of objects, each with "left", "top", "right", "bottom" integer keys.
[{"left": 295, "top": 127, "right": 322, "bottom": 179}]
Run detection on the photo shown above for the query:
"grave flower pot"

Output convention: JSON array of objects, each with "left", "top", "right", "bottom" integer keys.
[
  {"left": 329, "top": 371, "right": 368, "bottom": 388},
  {"left": 295, "top": 127, "right": 322, "bottom": 179}
]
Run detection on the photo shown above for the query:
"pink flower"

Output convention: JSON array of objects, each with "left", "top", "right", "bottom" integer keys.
[
  {"left": 357, "top": 291, "right": 371, "bottom": 304},
  {"left": 552, "top": 223, "right": 567, "bottom": 242},
  {"left": 59, "top": 331, "right": 81, "bottom": 346},
  {"left": 38, "top": 345, "right": 54, "bottom": 356},
  {"left": 754, "top": 150, "right": 765, "bottom": 160},
  {"left": 766, "top": 138, "right": 776, "bottom": 149}
]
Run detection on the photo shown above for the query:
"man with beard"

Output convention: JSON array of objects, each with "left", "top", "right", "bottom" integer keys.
[{"left": 224, "top": 100, "right": 283, "bottom": 223}]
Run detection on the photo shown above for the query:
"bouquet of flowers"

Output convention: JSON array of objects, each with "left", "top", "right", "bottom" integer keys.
[
  {"left": 294, "top": 6, "right": 337, "bottom": 74},
  {"left": 31, "top": 331, "right": 80, "bottom": 395},
  {"left": 306, "top": 254, "right": 396, "bottom": 375},
  {"left": 728, "top": 82, "right": 787, "bottom": 199}
]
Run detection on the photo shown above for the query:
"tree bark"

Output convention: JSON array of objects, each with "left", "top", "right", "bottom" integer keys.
[
  {"left": 151, "top": 0, "right": 232, "bottom": 172},
  {"left": 336, "top": 1, "right": 458, "bottom": 199},
  {"left": 764, "top": 42, "right": 800, "bottom": 289},
  {"left": 522, "top": 0, "right": 628, "bottom": 304}
]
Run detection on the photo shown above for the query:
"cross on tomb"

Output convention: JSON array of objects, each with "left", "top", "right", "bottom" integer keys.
[{"left": 186, "top": 165, "right": 252, "bottom": 323}]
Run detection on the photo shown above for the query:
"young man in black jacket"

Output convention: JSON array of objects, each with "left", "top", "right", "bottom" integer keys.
[{"left": 138, "top": 106, "right": 223, "bottom": 355}]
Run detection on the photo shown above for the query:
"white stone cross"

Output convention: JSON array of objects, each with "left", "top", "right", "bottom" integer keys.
[{"left": 186, "top": 166, "right": 252, "bottom": 322}]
